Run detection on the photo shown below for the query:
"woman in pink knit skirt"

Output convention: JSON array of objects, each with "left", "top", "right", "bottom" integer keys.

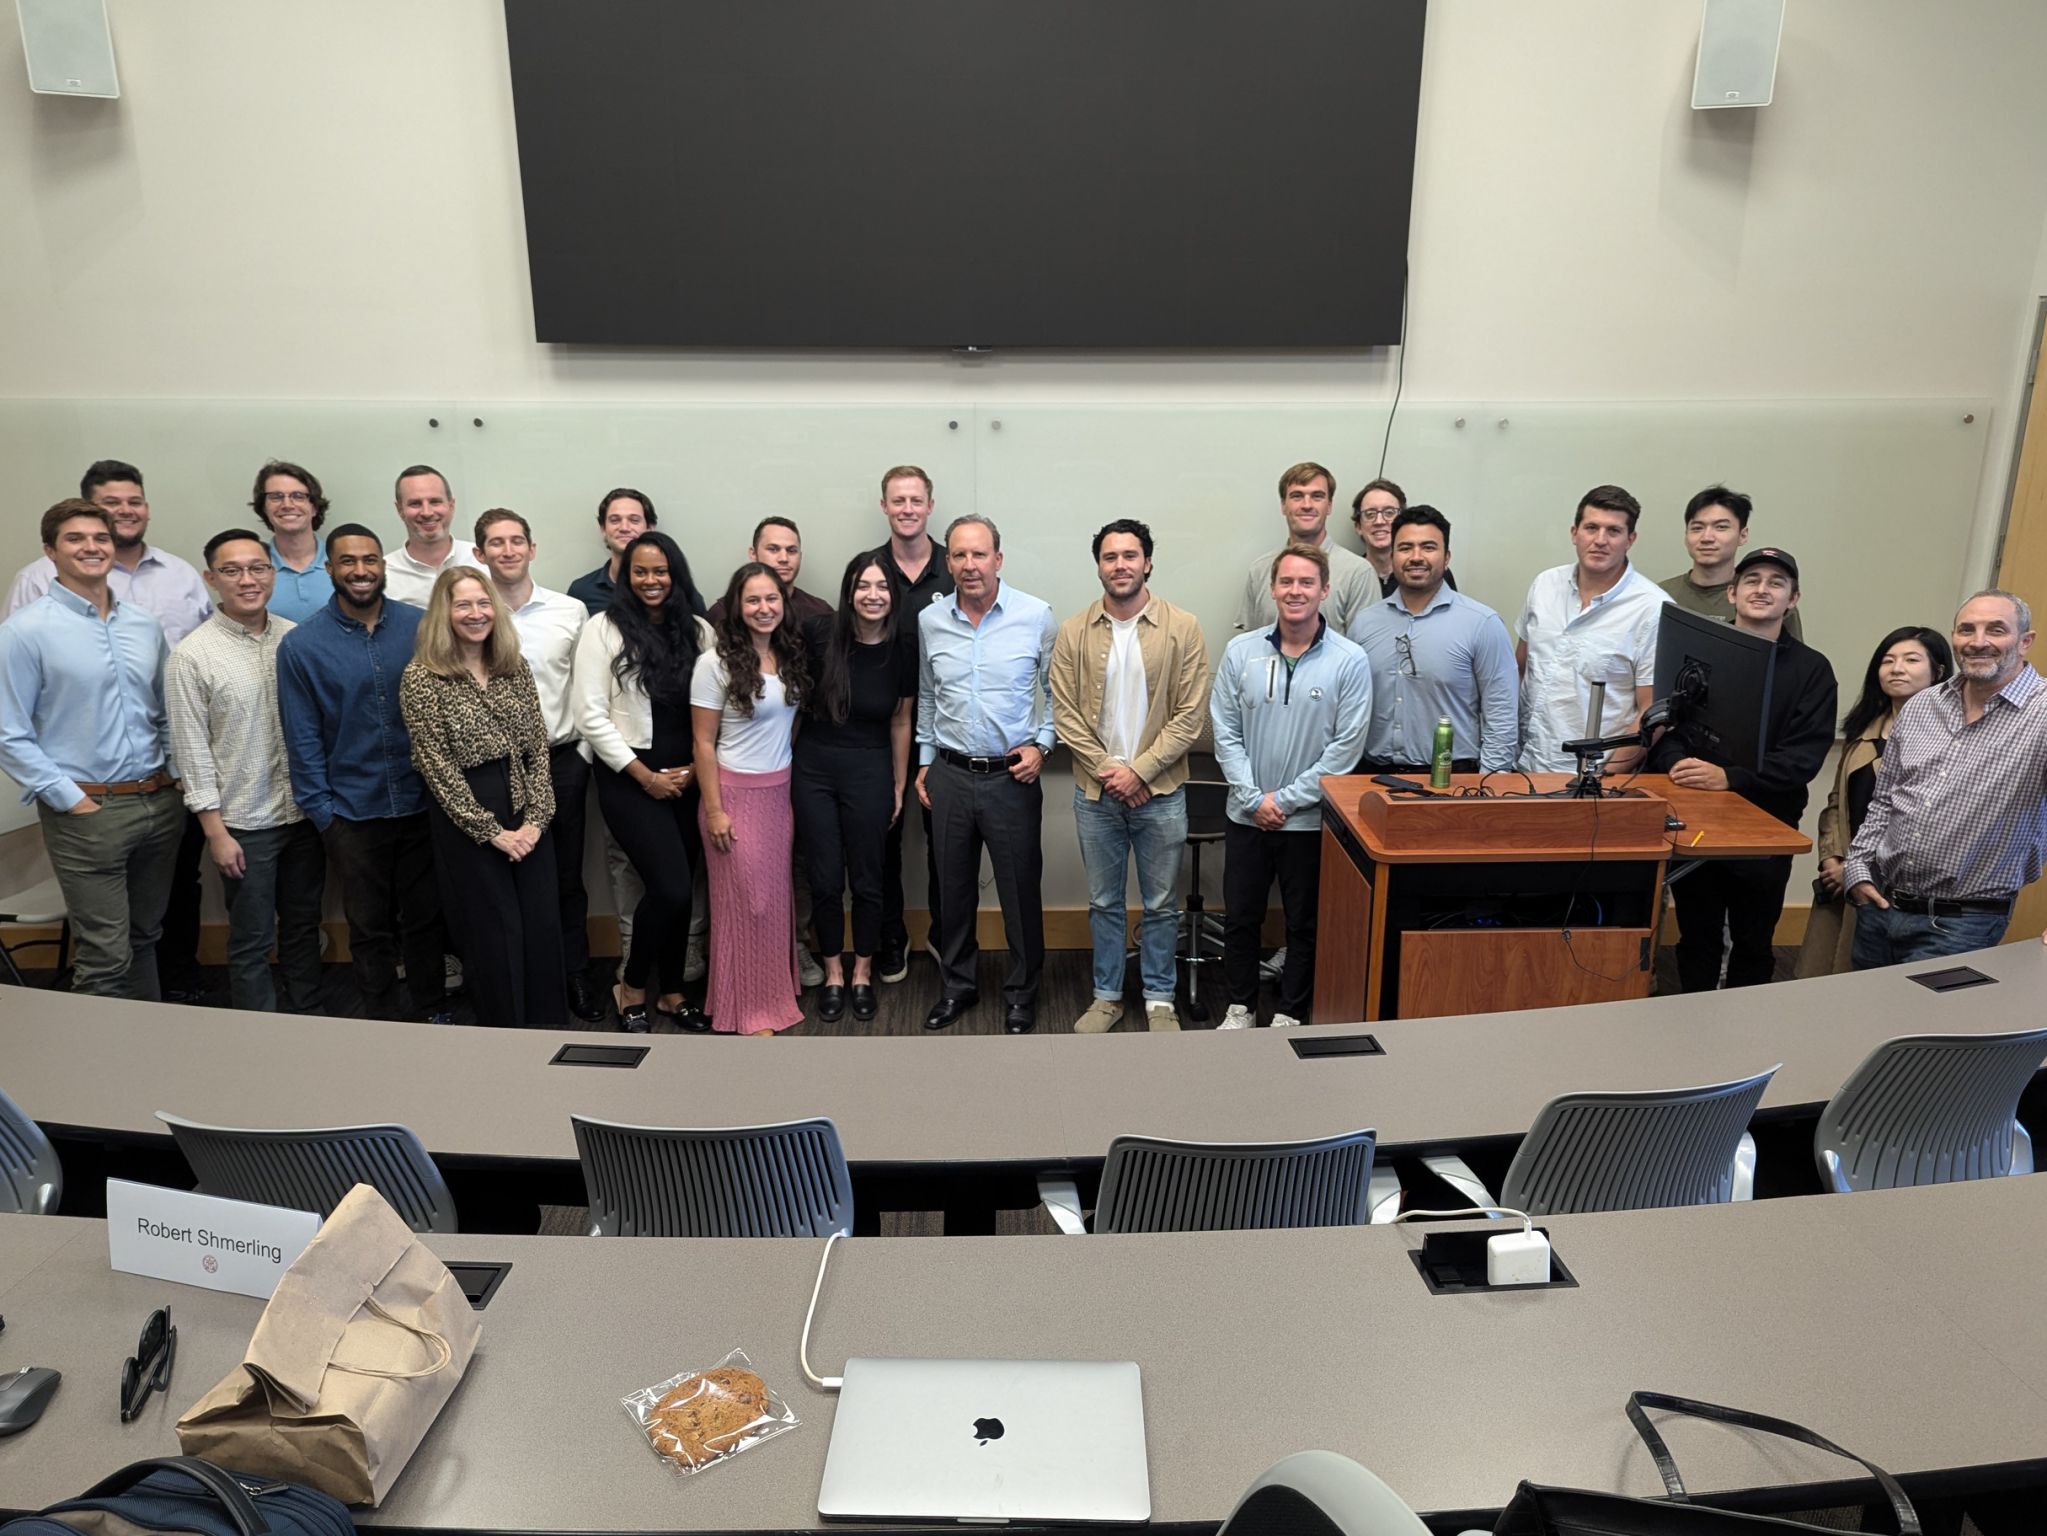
[{"left": 690, "top": 562, "right": 810, "bottom": 1034}]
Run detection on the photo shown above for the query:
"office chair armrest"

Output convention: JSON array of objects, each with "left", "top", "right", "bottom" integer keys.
[
  {"left": 1038, "top": 1175, "right": 1088, "bottom": 1236},
  {"left": 2013, "top": 1121, "right": 2034, "bottom": 1177},
  {"left": 1418, "top": 1152, "right": 1501, "bottom": 1213},
  {"left": 1368, "top": 1166, "right": 1402, "bottom": 1224},
  {"left": 1731, "top": 1132, "right": 1758, "bottom": 1201}
]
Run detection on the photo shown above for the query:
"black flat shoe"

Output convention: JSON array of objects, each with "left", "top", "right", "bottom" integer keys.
[
  {"left": 658, "top": 999, "right": 712, "bottom": 1033},
  {"left": 1004, "top": 1003, "right": 1036, "bottom": 1035},
  {"left": 818, "top": 984, "right": 846, "bottom": 1022},
  {"left": 850, "top": 984, "right": 878, "bottom": 1021},
  {"left": 924, "top": 992, "right": 978, "bottom": 1031},
  {"left": 613, "top": 984, "right": 651, "bottom": 1033}
]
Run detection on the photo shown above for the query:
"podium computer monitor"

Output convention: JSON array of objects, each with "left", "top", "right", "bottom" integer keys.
[{"left": 1652, "top": 606, "right": 1778, "bottom": 772}]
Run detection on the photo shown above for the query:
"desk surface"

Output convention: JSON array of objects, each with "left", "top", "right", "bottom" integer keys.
[
  {"left": 3, "top": 1179, "right": 2045, "bottom": 1528},
  {"left": 4, "top": 943, "right": 2039, "bottom": 1173}
]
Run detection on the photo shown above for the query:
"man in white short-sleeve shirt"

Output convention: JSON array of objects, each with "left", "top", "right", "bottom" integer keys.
[
  {"left": 472, "top": 507, "right": 601, "bottom": 1022},
  {"left": 1515, "top": 484, "right": 1671, "bottom": 774}
]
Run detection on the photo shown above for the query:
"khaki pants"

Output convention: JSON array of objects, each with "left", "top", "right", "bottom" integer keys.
[{"left": 37, "top": 788, "right": 185, "bottom": 999}]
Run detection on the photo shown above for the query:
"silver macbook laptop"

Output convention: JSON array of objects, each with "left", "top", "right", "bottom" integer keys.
[{"left": 817, "top": 1357, "right": 1150, "bottom": 1525}]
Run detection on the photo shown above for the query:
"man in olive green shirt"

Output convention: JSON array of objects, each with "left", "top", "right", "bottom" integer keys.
[{"left": 1659, "top": 484, "right": 1803, "bottom": 641}]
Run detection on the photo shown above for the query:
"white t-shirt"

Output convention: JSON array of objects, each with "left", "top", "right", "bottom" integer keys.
[
  {"left": 1098, "top": 609, "right": 1150, "bottom": 763},
  {"left": 690, "top": 650, "right": 797, "bottom": 772}
]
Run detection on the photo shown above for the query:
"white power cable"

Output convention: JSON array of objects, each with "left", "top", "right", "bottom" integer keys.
[
  {"left": 1391, "top": 1205, "right": 1534, "bottom": 1234},
  {"left": 799, "top": 1229, "right": 846, "bottom": 1393}
]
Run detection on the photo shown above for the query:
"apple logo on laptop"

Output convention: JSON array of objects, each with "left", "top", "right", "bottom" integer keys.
[{"left": 972, "top": 1417, "right": 1005, "bottom": 1444}]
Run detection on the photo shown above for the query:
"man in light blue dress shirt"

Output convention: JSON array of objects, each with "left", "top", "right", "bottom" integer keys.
[
  {"left": 0, "top": 499, "right": 184, "bottom": 998},
  {"left": 1344, "top": 507, "right": 1520, "bottom": 774},
  {"left": 913, "top": 515, "right": 1057, "bottom": 1034}
]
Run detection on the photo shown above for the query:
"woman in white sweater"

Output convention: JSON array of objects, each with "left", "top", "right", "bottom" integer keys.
[{"left": 570, "top": 531, "right": 715, "bottom": 1032}]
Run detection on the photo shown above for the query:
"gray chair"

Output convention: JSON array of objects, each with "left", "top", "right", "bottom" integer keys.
[
  {"left": 1814, "top": 1027, "right": 2047, "bottom": 1193},
  {"left": 1044, "top": 1129, "right": 1378, "bottom": 1235},
  {"left": 1417, "top": 1066, "right": 1778, "bottom": 1218},
  {"left": 1218, "top": 1450, "right": 1430, "bottom": 1536},
  {"left": 571, "top": 1114, "right": 853, "bottom": 1237},
  {"left": 155, "top": 1111, "right": 459, "bottom": 1233},
  {"left": 0, "top": 1082, "right": 62, "bottom": 1214},
  {"left": 0, "top": 874, "right": 70, "bottom": 988}
]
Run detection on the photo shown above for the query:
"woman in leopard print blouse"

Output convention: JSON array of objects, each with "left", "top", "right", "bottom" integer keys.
[{"left": 400, "top": 566, "right": 566, "bottom": 1027}]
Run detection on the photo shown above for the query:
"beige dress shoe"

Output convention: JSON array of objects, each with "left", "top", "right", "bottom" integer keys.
[
  {"left": 1145, "top": 1002, "right": 1180, "bottom": 1032},
  {"left": 1074, "top": 999, "right": 1123, "bottom": 1034}
]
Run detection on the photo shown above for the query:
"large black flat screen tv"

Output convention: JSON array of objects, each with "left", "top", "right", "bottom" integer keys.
[{"left": 502, "top": 0, "right": 1426, "bottom": 350}]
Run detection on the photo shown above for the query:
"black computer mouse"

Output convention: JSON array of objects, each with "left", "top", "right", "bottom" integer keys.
[{"left": 0, "top": 1366, "right": 60, "bottom": 1434}]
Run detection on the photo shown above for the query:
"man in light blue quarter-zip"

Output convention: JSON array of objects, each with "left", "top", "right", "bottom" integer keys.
[{"left": 1210, "top": 543, "right": 1371, "bottom": 1030}]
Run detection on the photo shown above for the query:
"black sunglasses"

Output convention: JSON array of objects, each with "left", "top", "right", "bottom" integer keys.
[{"left": 119, "top": 1306, "right": 177, "bottom": 1423}]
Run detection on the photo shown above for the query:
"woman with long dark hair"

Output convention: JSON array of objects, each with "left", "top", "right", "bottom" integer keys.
[
  {"left": 792, "top": 551, "right": 916, "bottom": 1022},
  {"left": 1796, "top": 624, "right": 1954, "bottom": 977},
  {"left": 691, "top": 562, "right": 810, "bottom": 1034},
  {"left": 570, "top": 530, "right": 713, "bottom": 1030}
]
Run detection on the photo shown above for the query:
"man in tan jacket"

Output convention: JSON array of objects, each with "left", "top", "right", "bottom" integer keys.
[{"left": 1050, "top": 519, "right": 1212, "bottom": 1033}]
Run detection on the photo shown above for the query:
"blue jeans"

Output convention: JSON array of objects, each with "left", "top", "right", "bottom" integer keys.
[
  {"left": 1073, "top": 786, "right": 1186, "bottom": 1003},
  {"left": 1850, "top": 899, "right": 2010, "bottom": 970}
]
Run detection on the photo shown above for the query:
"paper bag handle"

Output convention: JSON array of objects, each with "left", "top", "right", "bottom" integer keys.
[{"left": 328, "top": 1296, "right": 454, "bottom": 1381}]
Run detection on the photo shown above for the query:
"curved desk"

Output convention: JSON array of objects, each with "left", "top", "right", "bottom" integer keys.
[
  {"left": 3, "top": 1178, "right": 2046, "bottom": 1529},
  {"left": 3, "top": 942, "right": 2040, "bottom": 1214}
]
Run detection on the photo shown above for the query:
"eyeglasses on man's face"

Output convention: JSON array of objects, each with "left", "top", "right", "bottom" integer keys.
[{"left": 263, "top": 490, "right": 313, "bottom": 505}]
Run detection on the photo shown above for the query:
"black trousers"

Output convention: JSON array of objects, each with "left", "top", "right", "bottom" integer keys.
[
  {"left": 427, "top": 761, "right": 567, "bottom": 1027},
  {"left": 158, "top": 810, "right": 206, "bottom": 990},
  {"left": 928, "top": 757, "right": 1043, "bottom": 1006},
  {"left": 792, "top": 742, "right": 893, "bottom": 959},
  {"left": 1672, "top": 855, "right": 1793, "bottom": 992},
  {"left": 321, "top": 811, "right": 448, "bottom": 1020},
  {"left": 883, "top": 795, "right": 943, "bottom": 956},
  {"left": 548, "top": 742, "right": 591, "bottom": 975},
  {"left": 1223, "top": 821, "right": 1321, "bottom": 1022},
  {"left": 594, "top": 761, "right": 700, "bottom": 993}
]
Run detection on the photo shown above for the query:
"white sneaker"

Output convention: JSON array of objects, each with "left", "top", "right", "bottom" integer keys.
[
  {"left": 797, "top": 950, "right": 826, "bottom": 989},
  {"left": 683, "top": 939, "right": 707, "bottom": 984},
  {"left": 1145, "top": 1002, "right": 1181, "bottom": 1032},
  {"left": 444, "top": 954, "right": 463, "bottom": 993},
  {"left": 1218, "top": 1004, "right": 1255, "bottom": 1030},
  {"left": 1259, "top": 947, "right": 1287, "bottom": 983},
  {"left": 1269, "top": 1012, "right": 1302, "bottom": 1029}
]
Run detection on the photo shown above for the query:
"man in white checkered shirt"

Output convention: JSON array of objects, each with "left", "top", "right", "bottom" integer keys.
[{"left": 1843, "top": 589, "right": 2047, "bottom": 966}]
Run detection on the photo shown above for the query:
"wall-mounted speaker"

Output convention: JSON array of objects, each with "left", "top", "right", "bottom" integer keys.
[
  {"left": 16, "top": 0, "right": 120, "bottom": 98},
  {"left": 1692, "top": 0, "right": 1783, "bottom": 110}
]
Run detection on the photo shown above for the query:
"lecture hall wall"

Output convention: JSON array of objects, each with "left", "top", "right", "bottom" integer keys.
[{"left": 2, "top": 0, "right": 2046, "bottom": 930}]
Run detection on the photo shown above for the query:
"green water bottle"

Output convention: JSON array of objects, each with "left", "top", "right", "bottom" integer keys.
[{"left": 1430, "top": 716, "right": 1454, "bottom": 788}]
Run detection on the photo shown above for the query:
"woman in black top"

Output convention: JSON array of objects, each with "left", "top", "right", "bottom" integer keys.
[{"left": 792, "top": 550, "right": 917, "bottom": 1022}]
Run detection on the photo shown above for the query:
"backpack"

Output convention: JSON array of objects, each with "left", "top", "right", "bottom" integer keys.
[{"left": 2, "top": 1457, "right": 355, "bottom": 1536}]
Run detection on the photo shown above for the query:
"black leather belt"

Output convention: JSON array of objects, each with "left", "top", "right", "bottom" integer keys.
[
  {"left": 938, "top": 747, "right": 1019, "bottom": 774},
  {"left": 1886, "top": 892, "right": 2013, "bottom": 917}
]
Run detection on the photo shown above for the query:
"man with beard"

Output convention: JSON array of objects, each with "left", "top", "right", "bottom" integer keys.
[
  {"left": 5, "top": 460, "right": 213, "bottom": 1000},
  {"left": 1345, "top": 506, "right": 1518, "bottom": 774},
  {"left": 275, "top": 524, "right": 451, "bottom": 1021},
  {"left": 1050, "top": 518, "right": 1211, "bottom": 1034},
  {"left": 1845, "top": 589, "right": 2047, "bottom": 965}
]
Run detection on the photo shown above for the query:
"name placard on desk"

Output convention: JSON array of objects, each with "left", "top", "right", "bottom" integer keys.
[{"left": 106, "top": 1179, "right": 320, "bottom": 1299}]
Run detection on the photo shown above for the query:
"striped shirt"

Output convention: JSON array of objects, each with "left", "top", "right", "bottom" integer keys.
[
  {"left": 165, "top": 610, "right": 302, "bottom": 830},
  {"left": 1842, "top": 667, "right": 2047, "bottom": 901}
]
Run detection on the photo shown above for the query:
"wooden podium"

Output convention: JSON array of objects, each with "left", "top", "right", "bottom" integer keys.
[{"left": 1312, "top": 773, "right": 1810, "bottom": 1022}]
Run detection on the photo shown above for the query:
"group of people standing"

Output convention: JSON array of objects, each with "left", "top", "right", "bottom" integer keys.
[{"left": 2, "top": 456, "right": 2042, "bottom": 1037}]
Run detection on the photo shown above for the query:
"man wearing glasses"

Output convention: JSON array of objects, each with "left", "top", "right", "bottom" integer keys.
[
  {"left": 166, "top": 530, "right": 325, "bottom": 1013},
  {"left": 249, "top": 460, "right": 334, "bottom": 623},
  {"left": 1345, "top": 507, "right": 1518, "bottom": 775},
  {"left": 1350, "top": 478, "right": 1460, "bottom": 598}
]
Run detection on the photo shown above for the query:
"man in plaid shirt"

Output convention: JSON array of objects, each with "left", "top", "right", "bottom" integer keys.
[{"left": 1844, "top": 589, "right": 2047, "bottom": 967}]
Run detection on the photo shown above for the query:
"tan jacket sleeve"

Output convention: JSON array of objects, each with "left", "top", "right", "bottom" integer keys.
[{"left": 1050, "top": 614, "right": 1109, "bottom": 784}]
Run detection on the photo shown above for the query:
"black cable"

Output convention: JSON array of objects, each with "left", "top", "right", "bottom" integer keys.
[{"left": 1375, "top": 258, "right": 1409, "bottom": 479}]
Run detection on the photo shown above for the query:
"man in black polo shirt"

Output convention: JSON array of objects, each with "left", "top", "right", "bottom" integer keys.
[
  {"left": 876, "top": 465, "right": 954, "bottom": 983},
  {"left": 1648, "top": 547, "right": 1837, "bottom": 991}
]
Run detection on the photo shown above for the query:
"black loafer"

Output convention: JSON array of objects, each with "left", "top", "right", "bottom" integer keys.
[
  {"left": 818, "top": 984, "right": 846, "bottom": 1022},
  {"left": 619, "top": 1003, "right": 652, "bottom": 1033},
  {"left": 850, "top": 984, "right": 878, "bottom": 1021},
  {"left": 566, "top": 973, "right": 607, "bottom": 1023},
  {"left": 1003, "top": 1003, "right": 1036, "bottom": 1035},
  {"left": 924, "top": 992, "right": 978, "bottom": 1031},
  {"left": 659, "top": 999, "right": 712, "bottom": 1033}
]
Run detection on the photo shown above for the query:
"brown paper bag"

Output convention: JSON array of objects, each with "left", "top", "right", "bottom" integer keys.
[{"left": 176, "top": 1182, "right": 482, "bottom": 1506}]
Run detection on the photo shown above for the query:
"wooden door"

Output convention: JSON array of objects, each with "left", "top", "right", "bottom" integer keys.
[{"left": 1996, "top": 305, "right": 2047, "bottom": 945}]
